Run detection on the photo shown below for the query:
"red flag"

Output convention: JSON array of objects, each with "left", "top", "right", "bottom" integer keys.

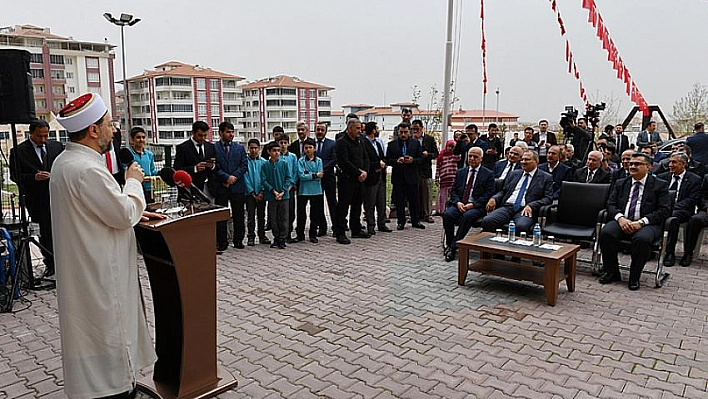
[
  {"left": 480, "top": 0, "right": 484, "bottom": 19},
  {"left": 616, "top": 58, "right": 623, "bottom": 78},
  {"left": 551, "top": 0, "right": 557, "bottom": 12},
  {"left": 582, "top": 0, "right": 593, "bottom": 10},
  {"left": 568, "top": 52, "right": 573, "bottom": 74},
  {"left": 565, "top": 40, "right": 570, "bottom": 62},
  {"left": 558, "top": 14, "right": 566, "bottom": 35},
  {"left": 573, "top": 63, "right": 579, "bottom": 79},
  {"left": 596, "top": 15, "right": 604, "bottom": 39},
  {"left": 602, "top": 30, "right": 610, "bottom": 50},
  {"left": 588, "top": 2, "right": 598, "bottom": 27},
  {"left": 631, "top": 82, "right": 638, "bottom": 103}
]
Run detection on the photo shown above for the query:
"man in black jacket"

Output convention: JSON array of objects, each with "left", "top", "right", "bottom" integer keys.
[
  {"left": 573, "top": 150, "right": 611, "bottom": 184},
  {"left": 333, "top": 119, "right": 369, "bottom": 244},
  {"left": 599, "top": 153, "right": 671, "bottom": 290},
  {"left": 173, "top": 121, "right": 216, "bottom": 191},
  {"left": 386, "top": 122, "right": 426, "bottom": 230},
  {"left": 362, "top": 122, "right": 390, "bottom": 235},
  {"left": 681, "top": 175, "right": 708, "bottom": 266},
  {"left": 538, "top": 145, "right": 573, "bottom": 200},
  {"left": 412, "top": 119, "right": 439, "bottom": 223},
  {"left": 9, "top": 120, "right": 64, "bottom": 276}
]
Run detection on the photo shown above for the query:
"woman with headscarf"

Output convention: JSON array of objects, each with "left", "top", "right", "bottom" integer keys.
[{"left": 434, "top": 139, "right": 460, "bottom": 215}]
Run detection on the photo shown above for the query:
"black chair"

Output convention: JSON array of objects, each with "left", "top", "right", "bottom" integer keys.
[
  {"left": 540, "top": 182, "right": 611, "bottom": 271},
  {"left": 593, "top": 191, "right": 677, "bottom": 288}
]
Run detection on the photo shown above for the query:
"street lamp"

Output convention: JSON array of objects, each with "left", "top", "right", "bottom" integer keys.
[
  {"left": 103, "top": 12, "right": 140, "bottom": 133},
  {"left": 495, "top": 87, "right": 500, "bottom": 123}
]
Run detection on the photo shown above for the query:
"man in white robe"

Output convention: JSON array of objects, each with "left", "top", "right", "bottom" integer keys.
[{"left": 52, "top": 93, "right": 161, "bottom": 399}]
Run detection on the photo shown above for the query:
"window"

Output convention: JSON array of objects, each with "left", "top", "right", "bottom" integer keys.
[
  {"left": 210, "top": 92, "right": 219, "bottom": 102},
  {"left": 50, "top": 70, "right": 65, "bottom": 80},
  {"left": 252, "top": 100, "right": 259, "bottom": 107},
  {"left": 267, "top": 111, "right": 280, "bottom": 118},
  {"left": 198, "top": 104, "right": 207, "bottom": 115},
  {"left": 211, "top": 105, "right": 220, "bottom": 115},
  {"left": 282, "top": 99, "right": 296, "bottom": 107},
  {"left": 31, "top": 69, "right": 44, "bottom": 79},
  {"left": 158, "top": 118, "right": 172, "bottom": 125},
  {"left": 266, "top": 100, "right": 280, "bottom": 107},
  {"left": 197, "top": 91, "right": 206, "bottom": 102},
  {"left": 170, "top": 77, "right": 191, "bottom": 86},
  {"left": 196, "top": 78, "right": 206, "bottom": 90},
  {"left": 87, "top": 72, "right": 100, "bottom": 83},
  {"left": 85, "top": 58, "right": 99, "bottom": 68},
  {"left": 68, "top": 86, "right": 75, "bottom": 94},
  {"left": 65, "top": 72, "right": 74, "bottom": 79},
  {"left": 58, "top": 130, "right": 68, "bottom": 143},
  {"left": 53, "top": 100, "right": 65, "bottom": 109},
  {"left": 309, "top": 89, "right": 316, "bottom": 97},
  {"left": 36, "top": 100, "right": 47, "bottom": 109},
  {"left": 155, "top": 77, "right": 165, "bottom": 86},
  {"left": 29, "top": 53, "right": 43, "bottom": 63},
  {"left": 33, "top": 84, "right": 45, "bottom": 93},
  {"left": 174, "top": 118, "right": 193, "bottom": 125},
  {"left": 318, "top": 111, "right": 331, "bottom": 117},
  {"left": 49, "top": 54, "right": 64, "bottom": 65},
  {"left": 211, "top": 118, "right": 220, "bottom": 128},
  {"left": 210, "top": 79, "right": 219, "bottom": 90},
  {"left": 172, "top": 91, "right": 190, "bottom": 100},
  {"left": 52, "top": 85, "right": 64, "bottom": 95},
  {"left": 173, "top": 104, "right": 193, "bottom": 112},
  {"left": 318, "top": 90, "right": 328, "bottom": 97},
  {"left": 158, "top": 131, "right": 173, "bottom": 140},
  {"left": 173, "top": 131, "right": 186, "bottom": 139},
  {"left": 66, "top": 58, "right": 73, "bottom": 65},
  {"left": 318, "top": 100, "right": 330, "bottom": 107},
  {"left": 223, "top": 80, "right": 237, "bottom": 89},
  {"left": 157, "top": 104, "right": 171, "bottom": 112}
]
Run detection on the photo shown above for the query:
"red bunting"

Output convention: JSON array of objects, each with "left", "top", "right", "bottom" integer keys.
[
  {"left": 548, "top": 0, "right": 591, "bottom": 106},
  {"left": 582, "top": 0, "right": 593, "bottom": 10},
  {"left": 480, "top": 0, "right": 487, "bottom": 95}
]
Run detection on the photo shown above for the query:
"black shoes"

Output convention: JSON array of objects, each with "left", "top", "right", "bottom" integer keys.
[
  {"left": 260, "top": 236, "right": 271, "bottom": 245},
  {"left": 599, "top": 272, "right": 622, "bottom": 284},
  {"left": 247, "top": 238, "right": 256, "bottom": 246},
  {"left": 294, "top": 235, "right": 305, "bottom": 243},
  {"left": 663, "top": 253, "right": 675, "bottom": 267},
  {"left": 310, "top": 237, "right": 319, "bottom": 243},
  {"left": 412, "top": 223, "right": 426, "bottom": 229},
  {"left": 351, "top": 231, "right": 371, "bottom": 239},
  {"left": 336, "top": 235, "right": 351, "bottom": 244},
  {"left": 233, "top": 242, "right": 244, "bottom": 249},
  {"left": 270, "top": 242, "right": 278, "bottom": 248},
  {"left": 317, "top": 230, "right": 327, "bottom": 237},
  {"left": 628, "top": 279, "right": 640, "bottom": 291},
  {"left": 679, "top": 253, "right": 693, "bottom": 267},
  {"left": 278, "top": 240, "right": 286, "bottom": 249},
  {"left": 396, "top": 224, "right": 405, "bottom": 230},
  {"left": 367, "top": 228, "right": 376, "bottom": 236},
  {"left": 444, "top": 247, "right": 456, "bottom": 262},
  {"left": 378, "top": 226, "right": 393, "bottom": 232},
  {"left": 217, "top": 244, "right": 228, "bottom": 253}
]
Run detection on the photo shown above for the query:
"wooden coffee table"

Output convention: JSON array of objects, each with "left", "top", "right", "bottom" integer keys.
[{"left": 457, "top": 232, "right": 580, "bottom": 306}]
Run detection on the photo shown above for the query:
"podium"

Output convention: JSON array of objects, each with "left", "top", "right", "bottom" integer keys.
[{"left": 134, "top": 206, "right": 238, "bottom": 399}]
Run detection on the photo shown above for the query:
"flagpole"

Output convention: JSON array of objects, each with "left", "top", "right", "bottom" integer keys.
[{"left": 441, "top": 0, "right": 454, "bottom": 143}]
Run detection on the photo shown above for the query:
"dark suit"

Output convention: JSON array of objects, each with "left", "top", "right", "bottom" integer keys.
[
  {"left": 482, "top": 136, "right": 504, "bottom": 169},
  {"left": 493, "top": 159, "right": 521, "bottom": 179},
  {"left": 443, "top": 166, "right": 495, "bottom": 248},
  {"left": 211, "top": 140, "right": 248, "bottom": 247},
  {"left": 600, "top": 175, "right": 671, "bottom": 281},
  {"left": 316, "top": 137, "right": 337, "bottom": 234},
  {"left": 532, "top": 132, "right": 557, "bottom": 163},
  {"left": 418, "top": 134, "right": 439, "bottom": 220},
  {"left": 362, "top": 137, "right": 387, "bottom": 231},
  {"left": 658, "top": 171, "right": 701, "bottom": 254},
  {"left": 108, "top": 130, "right": 124, "bottom": 186},
  {"left": 538, "top": 162, "right": 573, "bottom": 200},
  {"left": 687, "top": 132, "right": 708, "bottom": 166},
  {"left": 615, "top": 133, "right": 630, "bottom": 154},
  {"left": 574, "top": 166, "right": 611, "bottom": 184},
  {"left": 481, "top": 168, "right": 554, "bottom": 233},
  {"left": 685, "top": 175, "right": 708, "bottom": 256},
  {"left": 334, "top": 134, "right": 369, "bottom": 236},
  {"left": 611, "top": 168, "right": 629, "bottom": 186},
  {"left": 288, "top": 138, "right": 309, "bottom": 160},
  {"left": 636, "top": 130, "right": 662, "bottom": 148},
  {"left": 9, "top": 138, "right": 64, "bottom": 270},
  {"left": 173, "top": 138, "right": 216, "bottom": 191},
  {"left": 386, "top": 137, "right": 423, "bottom": 226}
]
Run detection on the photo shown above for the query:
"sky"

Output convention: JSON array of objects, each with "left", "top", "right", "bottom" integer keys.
[{"left": 4, "top": 0, "right": 707, "bottom": 123}]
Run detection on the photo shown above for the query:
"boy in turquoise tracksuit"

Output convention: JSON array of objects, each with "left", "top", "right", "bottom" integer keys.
[
  {"left": 278, "top": 135, "right": 298, "bottom": 242},
  {"left": 261, "top": 141, "right": 291, "bottom": 249},
  {"left": 244, "top": 139, "right": 270, "bottom": 246},
  {"left": 296, "top": 138, "right": 324, "bottom": 243}
]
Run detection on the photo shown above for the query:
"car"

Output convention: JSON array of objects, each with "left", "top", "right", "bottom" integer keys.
[{"left": 657, "top": 138, "right": 686, "bottom": 155}]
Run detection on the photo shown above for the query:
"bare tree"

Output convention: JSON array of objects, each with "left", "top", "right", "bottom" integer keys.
[
  {"left": 671, "top": 82, "right": 708, "bottom": 136},
  {"left": 587, "top": 90, "right": 625, "bottom": 127}
]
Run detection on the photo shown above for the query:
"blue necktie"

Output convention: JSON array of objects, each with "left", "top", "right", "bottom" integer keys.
[
  {"left": 402, "top": 142, "right": 407, "bottom": 156},
  {"left": 513, "top": 173, "right": 530, "bottom": 212}
]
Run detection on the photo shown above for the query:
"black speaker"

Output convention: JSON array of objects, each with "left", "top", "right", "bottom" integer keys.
[{"left": 0, "top": 49, "right": 36, "bottom": 124}]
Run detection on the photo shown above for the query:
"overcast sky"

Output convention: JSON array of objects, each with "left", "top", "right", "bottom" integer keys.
[{"left": 4, "top": 0, "right": 707, "bottom": 122}]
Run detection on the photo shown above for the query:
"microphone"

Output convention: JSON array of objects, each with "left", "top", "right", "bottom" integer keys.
[
  {"left": 159, "top": 167, "right": 176, "bottom": 187},
  {"left": 118, "top": 147, "right": 135, "bottom": 166},
  {"left": 172, "top": 170, "right": 211, "bottom": 204}
]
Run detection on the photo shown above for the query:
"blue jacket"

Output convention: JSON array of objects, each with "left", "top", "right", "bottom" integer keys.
[
  {"left": 261, "top": 158, "right": 291, "bottom": 201},
  {"left": 687, "top": 132, "right": 708, "bottom": 165},
  {"left": 492, "top": 168, "right": 554, "bottom": 214},
  {"left": 297, "top": 156, "right": 323, "bottom": 196},
  {"left": 211, "top": 141, "right": 248, "bottom": 195},
  {"left": 316, "top": 137, "right": 337, "bottom": 173},
  {"left": 245, "top": 156, "right": 266, "bottom": 195},
  {"left": 129, "top": 147, "right": 158, "bottom": 191},
  {"left": 281, "top": 151, "right": 299, "bottom": 189}
]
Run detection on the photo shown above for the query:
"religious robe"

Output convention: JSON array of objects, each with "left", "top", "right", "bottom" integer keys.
[{"left": 50, "top": 142, "right": 155, "bottom": 398}]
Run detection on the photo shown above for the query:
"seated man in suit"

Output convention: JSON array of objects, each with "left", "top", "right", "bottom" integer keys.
[
  {"left": 574, "top": 150, "right": 611, "bottom": 184},
  {"left": 538, "top": 145, "right": 572, "bottom": 200},
  {"left": 173, "top": 121, "right": 216, "bottom": 192},
  {"left": 481, "top": 149, "right": 553, "bottom": 234},
  {"left": 599, "top": 153, "right": 671, "bottom": 290},
  {"left": 443, "top": 147, "right": 496, "bottom": 261},
  {"left": 493, "top": 146, "right": 523, "bottom": 179},
  {"left": 681, "top": 174, "right": 708, "bottom": 266},
  {"left": 657, "top": 152, "right": 701, "bottom": 266},
  {"left": 611, "top": 149, "right": 634, "bottom": 184}
]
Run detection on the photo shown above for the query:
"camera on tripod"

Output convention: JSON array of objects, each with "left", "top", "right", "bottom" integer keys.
[
  {"left": 559, "top": 105, "right": 578, "bottom": 132},
  {"left": 584, "top": 102, "right": 606, "bottom": 128}
]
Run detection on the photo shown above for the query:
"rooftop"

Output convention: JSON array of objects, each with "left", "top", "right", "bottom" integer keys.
[
  {"left": 0, "top": 24, "right": 115, "bottom": 48},
  {"left": 127, "top": 61, "right": 244, "bottom": 81},
  {"left": 241, "top": 75, "right": 334, "bottom": 90}
]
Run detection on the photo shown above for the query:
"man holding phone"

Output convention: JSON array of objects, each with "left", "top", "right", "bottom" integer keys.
[
  {"left": 173, "top": 121, "right": 217, "bottom": 191},
  {"left": 386, "top": 122, "right": 426, "bottom": 230}
]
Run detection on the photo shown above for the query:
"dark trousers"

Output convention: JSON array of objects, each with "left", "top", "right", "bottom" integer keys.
[
  {"left": 481, "top": 204, "right": 534, "bottom": 234},
  {"left": 297, "top": 194, "right": 324, "bottom": 239},
  {"left": 334, "top": 179, "right": 363, "bottom": 236},
  {"left": 443, "top": 206, "right": 485, "bottom": 248},
  {"left": 268, "top": 199, "right": 289, "bottom": 241},
  {"left": 600, "top": 220, "right": 661, "bottom": 280},
  {"left": 245, "top": 195, "right": 266, "bottom": 239},
  {"left": 320, "top": 171, "right": 337, "bottom": 233},
  {"left": 30, "top": 212, "right": 54, "bottom": 270},
  {"left": 363, "top": 178, "right": 387, "bottom": 230},
  {"left": 393, "top": 181, "right": 420, "bottom": 225},
  {"left": 215, "top": 191, "right": 245, "bottom": 246},
  {"left": 666, "top": 210, "right": 692, "bottom": 254},
  {"left": 685, "top": 211, "right": 708, "bottom": 254}
]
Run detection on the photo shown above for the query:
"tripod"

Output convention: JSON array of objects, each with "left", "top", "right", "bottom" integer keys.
[{"left": 1, "top": 123, "right": 55, "bottom": 313}]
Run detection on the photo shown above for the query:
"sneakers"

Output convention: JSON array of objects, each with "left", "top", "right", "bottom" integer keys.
[{"left": 247, "top": 238, "right": 256, "bottom": 246}]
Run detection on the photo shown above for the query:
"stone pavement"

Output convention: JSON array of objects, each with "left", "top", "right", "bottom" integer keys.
[{"left": 1, "top": 219, "right": 708, "bottom": 398}]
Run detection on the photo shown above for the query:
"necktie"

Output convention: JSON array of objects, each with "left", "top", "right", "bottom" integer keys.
[
  {"left": 669, "top": 175, "right": 679, "bottom": 191},
  {"left": 40, "top": 146, "right": 48, "bottom": 170},
  {"left": 197, "top": 143, "right": 204, "bottom": 159},
  {"left": 513, "top": 173, "right": 530, "bottom": 212},
  {"left": 628, "top": 181, "right": 641, "bottom": 220},
  {"left": 105, "top": 151, "right": 113, "bottom": 173},
  {"left": 224, "top": 142, "right": 230, "bottom": 158},
  {"left": 586, "top": 170, "right": 594, "bottom": 183},
  {"left": 317, "top": 140, "right": 323, "bottom": 155},
  {"left": 402, "top": 141, "right": 407, "bottom": 156},
  {"left": 462, "top": 168, "right": 476, "bottom": 204},
  {"left": 501, "top": 163, "right": 512, "bottom": 179},
  {"left": 375, "top": 141, "right": 384, "bottom": 159},
  {"left": 300, "top": 141, "right": 304, "bottom": 156}
]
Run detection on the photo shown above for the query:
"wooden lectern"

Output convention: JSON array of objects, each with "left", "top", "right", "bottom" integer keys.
[{"left": 134, "top": 206, "right": 238, "bottom": 399}]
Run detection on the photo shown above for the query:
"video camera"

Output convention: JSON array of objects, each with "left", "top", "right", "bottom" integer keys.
[
  {"left": 559, "top": 105, "right": 578, "bottom": 129},
  {"left": 584, "top": 102, "right": 606, "bottom": 128}
]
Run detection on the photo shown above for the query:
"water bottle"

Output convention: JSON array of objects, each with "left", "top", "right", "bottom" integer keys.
[
  {"left": 508, "top": 220, "right": 516, "bottom": 242},
  {"left": 533, "top": 223, "right": 542, "bottom": 246}
]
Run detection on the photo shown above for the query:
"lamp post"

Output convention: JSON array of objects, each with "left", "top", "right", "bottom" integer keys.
[
  {"left": 495, "top": 87, "right": 500, "bottom": 123},
  {"left": 103, "top": 12, "right": 140, "bottom": 132}
]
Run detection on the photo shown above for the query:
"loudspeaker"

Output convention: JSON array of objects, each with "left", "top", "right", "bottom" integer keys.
[{"left": 0, "top": 49, "right": 36, "bottom": 124}]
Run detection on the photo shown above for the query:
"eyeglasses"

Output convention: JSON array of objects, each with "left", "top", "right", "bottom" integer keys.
[{"left": 628, "top": 162, "right": 648, "bottom": 166}]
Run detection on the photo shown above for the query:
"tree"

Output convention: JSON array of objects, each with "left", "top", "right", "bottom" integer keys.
[
  {"left": 587, "top": 90, "right": 625, "bottom": 127},
  {"left": 671, "top": 82, "right": 708, "bottom": 136}
]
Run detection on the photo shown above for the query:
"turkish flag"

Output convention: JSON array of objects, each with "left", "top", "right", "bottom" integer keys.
[
  {"left": 565, "top": 40, "right": 570, "bottom": 61},
  {"left": 568, "top": 52, "right": 573, "bottom": 74},
  {"left": 558, "top": 14, "right": 566, "bottom": 35},
  {"left": 582, "top": 0, "right": 593, "bottom": 10},
  {"left": 597, "top": 16, "right": 604, "bottom": 39},
  {"left": 573, "top": 63, "right": 579, "bottom": 79},
  {"left": 480, "top": 0, "right": 485, "bottom": 19}
]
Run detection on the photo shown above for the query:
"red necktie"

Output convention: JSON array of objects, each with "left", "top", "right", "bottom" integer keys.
[
  {"left": 462, "top": 168, "right": 476, "bottom": 203},
  {"left": 105, "top": 152, "right": 113, "bottom": 173}
]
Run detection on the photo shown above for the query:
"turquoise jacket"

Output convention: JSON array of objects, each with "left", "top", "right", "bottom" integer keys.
[
  {"left": 281, "top": 151, "right": 298, "bottom": 188},
  {"left": 297, "top": 156, "right": 323, "bottom": 196},
  {"left": 261, "top": 158, "right": 291, "bottom": 201},
  {"left": 129, "top": 147, "right": 158, "bottom": 191},
  {"left": 245, "top": 156, "right": 266, "bottom": 195}
]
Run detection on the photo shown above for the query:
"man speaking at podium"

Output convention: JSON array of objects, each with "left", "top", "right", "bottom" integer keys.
[{"left": 51, "top": 93, "right": 163, "bottom": 399}]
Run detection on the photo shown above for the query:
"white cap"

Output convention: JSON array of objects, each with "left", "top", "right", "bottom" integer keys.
[{"left": 55, "top": 93, "right": 108, "bottom": 133}]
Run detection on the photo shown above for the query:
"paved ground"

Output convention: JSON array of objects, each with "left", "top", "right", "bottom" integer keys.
[{"left": 1, "top": 219, "right": 708, "bottom": 398}]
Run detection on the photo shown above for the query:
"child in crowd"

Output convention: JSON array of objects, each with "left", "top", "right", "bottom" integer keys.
[
  {"left": 261, "top": 142, "right": 291, "bottom": 249},
  {"left": 296, "top": 138, "right": 324, "bottom": 243},
  {"left": 244, "top": 139, "right": 269, "bottom": 246},
  {"left": 128, "top": 126, "right": 159, "bottom": 203},
  {"left": 434, "top": 139, "right": 460, "bottom": 215},
  {"left": 278, "top": 135, "right": 298, "bottom": 242}
]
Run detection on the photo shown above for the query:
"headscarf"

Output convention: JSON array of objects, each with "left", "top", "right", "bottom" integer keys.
[{"left": 437, "top": 139, "right": 457, "bottom": 163}]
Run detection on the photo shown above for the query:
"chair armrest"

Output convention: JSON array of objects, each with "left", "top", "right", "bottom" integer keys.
[
  {"left": 663, "top": 216, "right": 679, "bottom": 232},
  {"left": 598, "top": 209, "right": 608, "bottom": 223},
  {"left": 540, "top": 204, "right": 557, "bottom": 218}
]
